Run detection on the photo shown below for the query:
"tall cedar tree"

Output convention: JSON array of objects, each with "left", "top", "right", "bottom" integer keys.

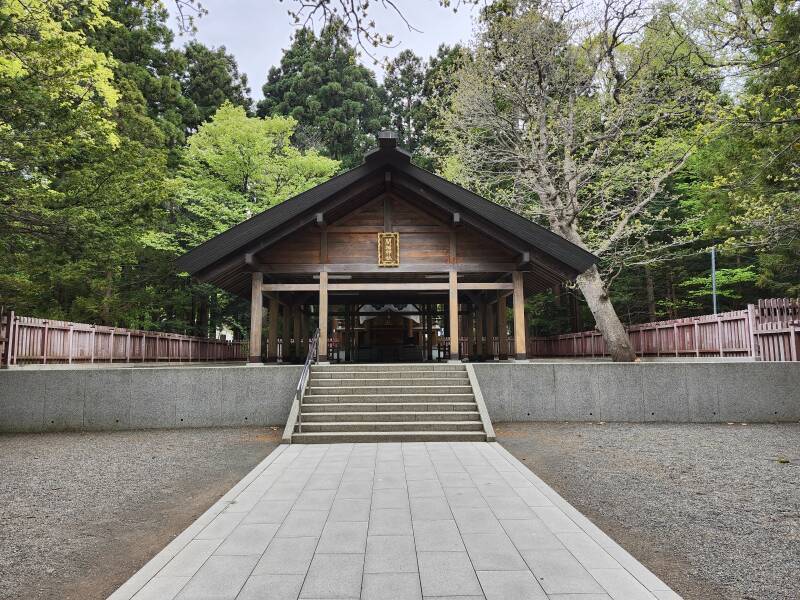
[{"left": 257, "top": 21, "right": 386, "bottom": 168}]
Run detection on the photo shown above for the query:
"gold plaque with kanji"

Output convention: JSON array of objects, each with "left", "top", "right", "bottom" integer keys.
[{"left": 377, "top": 232, "right": 400, "bottom": 267}]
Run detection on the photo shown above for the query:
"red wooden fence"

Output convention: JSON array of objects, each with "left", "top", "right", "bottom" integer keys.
[
  {"left": 1, "top": 311, "right": 247, "bottom": 366},
  {"left": 532, "top": 298, "right": 799, "bottom": 361}
]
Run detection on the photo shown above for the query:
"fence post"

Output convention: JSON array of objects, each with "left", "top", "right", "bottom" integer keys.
[
  {"left": 747, "top": 303, "right": 758, "bottom": 361},
  {"left": 716, "top": 316, "right": 724, "bottom": 357},
  {"left": 693, "top": 320, "right": 700, "bottom": 357},
  {"left": 42, "top": 320, "right": 48, "bottom": 365},
  {"left": 90, "top": 326, "right": 95, "bottom": 363},
  {"left": 790, "top": 325, "right": 798, "bottom": 362},
  {"left": 1, "top": 310, "right": 13, "bottom": 368},
  {"left": 68, "top": 325, "right": 74, "bottom": 364},
  {"left": 673, "top": 323, "right": 679, "bottom": 357},
  {"left": 109, "top": 329, "right": 114, "bottom": 363}
]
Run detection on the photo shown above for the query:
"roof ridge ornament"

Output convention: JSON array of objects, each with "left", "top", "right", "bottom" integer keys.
[{"left": 377, "top": 130, "right": 398, "bottom": 148}]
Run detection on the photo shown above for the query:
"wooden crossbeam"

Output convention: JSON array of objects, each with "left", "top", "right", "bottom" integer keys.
[{"left": 261, "top": 282, "right": 515, "bottom": 292}]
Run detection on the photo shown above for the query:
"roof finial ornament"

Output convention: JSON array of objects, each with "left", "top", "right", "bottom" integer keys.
[{"left": 377, "top": 130, "right": 398, "bottom": 148}]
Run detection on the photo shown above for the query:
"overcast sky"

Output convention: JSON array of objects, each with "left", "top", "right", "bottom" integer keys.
[{"left": 167, "top": 0, "right": 478, "bottom": 100}]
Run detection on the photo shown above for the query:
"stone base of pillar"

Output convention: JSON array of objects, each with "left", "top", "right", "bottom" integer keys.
[
  {"left": 318, "top": 354, "right": 328, "bottom": 363},
  {"left": 247, "top": 357, "right": 264, "bottom": 365}
]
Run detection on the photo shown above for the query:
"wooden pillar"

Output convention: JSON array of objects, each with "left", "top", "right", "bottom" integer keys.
[
  {"left": 449, "top": 271, "right": 459, "bottom": 361},
  {"left": 486, "top": 299, "right": 495, "bottom": 360},
  {"left": 267, "top": 295, "right": 279, "bottom": 362},
  {"left": 426, "top": 304, "right": 433, "bottom": 361},
  {"left": 466, "top": 306, "right": 475, "bottom": 361},
  {"left": 292, "top": 304, "right": 302, "bottom": 360},
  {"left": 344, "top": 304, "right": 351, "bottom": 362},
  {"left": 248, "top": 272, "right": 263, "bottom": 363},
  {"left": 498, "top": 292, "right": 508, "bottom": 360},
  {"left": 477, "top": 301, "right": 486, "bottom": 360},
  {"left": 318, "top": 272, "right": 328, "bottom": 362},
  {"left": 512, "top": 271, "right": 526, "bottom": 359}
]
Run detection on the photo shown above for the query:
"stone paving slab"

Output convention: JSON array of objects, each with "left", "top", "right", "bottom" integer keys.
[{"left": 109, "top": 442, "right": 683, "bottom": 600}]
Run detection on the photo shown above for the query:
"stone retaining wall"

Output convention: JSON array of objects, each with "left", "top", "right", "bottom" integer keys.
[
  {"left": 1, "top": 362, "right": 797, "bottom": 433},
  {"left": 472, "top": 362, "right": 800, "bottom": 423},
  {"left": 0, "top": 365, "right": 301, "bottom": 433}
]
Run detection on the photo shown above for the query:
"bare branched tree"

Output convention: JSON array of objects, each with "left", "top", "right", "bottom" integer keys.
[
  {"left": 172, "top": 0, "right": 480, "bottom": 59},
  {"left": 446, "top": 0, "right": 713, "bottom": 361}
]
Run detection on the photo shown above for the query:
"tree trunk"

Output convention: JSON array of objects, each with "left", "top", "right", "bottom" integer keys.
[
  {"left": 645, "top": 265, "right": 657, "bottom": 321},
  {"left": 576, "top": 265, "right": 636, "bottom": 362}
]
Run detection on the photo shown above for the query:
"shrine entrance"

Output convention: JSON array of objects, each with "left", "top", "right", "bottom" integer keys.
[{"left": 176, "top": 131, "right": 597, "bottom": 363}]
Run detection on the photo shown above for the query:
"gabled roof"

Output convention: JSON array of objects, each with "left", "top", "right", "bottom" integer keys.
[{"left": 176, "top": 136, "right": 597, "bottom": 277}]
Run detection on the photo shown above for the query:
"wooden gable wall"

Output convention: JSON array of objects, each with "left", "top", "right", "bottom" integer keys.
[{"left": 254, "top": 192, "right": 517, "bottom": 268}]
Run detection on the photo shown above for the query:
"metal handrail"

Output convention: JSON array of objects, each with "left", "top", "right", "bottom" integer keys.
[{"left": 295, "top": 328, "right": 320, "bottom": 433}]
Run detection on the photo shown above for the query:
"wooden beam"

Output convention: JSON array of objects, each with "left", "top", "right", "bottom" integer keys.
[
  {"left": 384, "top": 194, "right": 392, "bottom": 232},
  {"left": 267, "top": 295, "right": 279, "bottom": 361},
  {"left": 293, "top": 305, "right": 301, "bottom": 357},
  {"left": 251, "top": 263, "right": 518, "bottom": 274},
  {"left": 458, "top": 283, "right": 514, "bottom": 290},
  {"left": 249, "top": 272, "right": 263, "bottom": 362},
  {"left": 477, "top": 301, "right": 486, "bottom": 359},
  {"left": 329, "top": 283, "right": 449, "bottom": 291},
  {"left": 498, "top": 292, "right": 508, "bottom": 360},
  {"left": 263, "top": 284, "right": 320, "bottom": 292},
  {"left": 512, "top": 271, "right": 526, "bottom": 360},
  {"left": 449, "top": 271, "right": 459, "bottom": 361},
  {"left": 318, "top": 272, "right": 328, "bottom": 362}
]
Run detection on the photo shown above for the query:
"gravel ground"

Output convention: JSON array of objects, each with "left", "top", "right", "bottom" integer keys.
[
  {"left": 495, "top": 422, "right": 800, "bottom": 600},
  {"left": 0, "top": 427, "right": 281, "bottom": 600}
]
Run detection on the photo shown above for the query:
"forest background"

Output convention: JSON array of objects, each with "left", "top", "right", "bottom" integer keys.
[{"left": 1, "top": 0, "right": 797, "bottom": 343}]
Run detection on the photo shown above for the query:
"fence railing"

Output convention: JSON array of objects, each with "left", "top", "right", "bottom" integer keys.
[
  {"left": 532, "top": 298, "right": 800, "bottom": 361},
  {"left": 1, "top": 311, "right": 247, "bottom": 366}
]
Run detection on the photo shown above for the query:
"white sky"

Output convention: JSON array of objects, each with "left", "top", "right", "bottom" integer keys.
[{"left": 168, "top": 0, "right": 479, "bottom": 100}]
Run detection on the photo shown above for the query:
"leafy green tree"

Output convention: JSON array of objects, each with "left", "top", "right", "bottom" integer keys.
[
  {"left": 416, "top": 44, "right": 469, "bottom": 171},
  {"left": 0, "top": 0, "right": 124, "bottom": 317},
  {"left": 89, "top": 0, "right": 198, "bottom": 154},
  {"left": 181, "top": 41, "right": 252, "bottom": 129},
  {"left": 256, "top": 21, "right": 386, "bottom": 168},
  {"left": 164, "top": 103, "right": 339, "bottom": 250}
]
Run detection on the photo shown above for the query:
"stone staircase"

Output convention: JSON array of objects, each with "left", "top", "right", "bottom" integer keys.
[{"left": 287, "top": 363, "right": 492, "bottom": 443}]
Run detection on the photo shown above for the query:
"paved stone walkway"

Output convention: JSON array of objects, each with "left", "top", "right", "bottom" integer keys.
[{"left": 110, "top": 442, "right": 682, "bottom": 600}]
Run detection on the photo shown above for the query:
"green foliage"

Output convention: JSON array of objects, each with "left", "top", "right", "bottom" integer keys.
[
  {"left": 2, "top": 0, "right": 798, "bottom": 340},
  {"left": 167, "top": 103, "right": 339, "bottom": 249},
  {"left": 681, "top": 267, "right": 759, "bottom": 299},
  {"left": 182, "top": 41, "right": 252, "bottom": 128},
  {"left": 384, "top": 50, "right": 426, "bottom": 153},
  {"left": 256, "top": 21, "right": 386, "bottom": 168}
]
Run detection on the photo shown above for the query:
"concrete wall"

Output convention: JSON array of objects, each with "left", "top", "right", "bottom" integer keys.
[
  {"left": 2, "top": 362, "right": 798, "bottom": 433},
  {"left": 472, "top": 362, "right": 800, "bottom": 423},
  {"left": 0, "top": 365, "right": 302, "bottom": 433}
]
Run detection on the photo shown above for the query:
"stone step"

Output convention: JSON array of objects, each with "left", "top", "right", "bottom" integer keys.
[
  {"left": 308, "top": 377, "right": 469, "bottom": 387},
  {"left": 310, "top": 371, "right": 469, "bottom": 380},
  {"left": 291, "top": 431, "right": 487, "bottom": 443},
  {"left": 312, "top": 363, "right": 465, "bottom": 372},
  {"left": 300, "top": 411, "right": 482, "bottom": 422},
  {"left": 301, "top": 402, "right": 479, "bottom": 413},
  {"left": 306, "top": 385, "right": 473, "bottom": 396},
  {"left": 302, "top": 393, "right": 475, "bottom": 404},
  {"left": 298, "top": 421, "right": 485, "bottom": 432}
]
